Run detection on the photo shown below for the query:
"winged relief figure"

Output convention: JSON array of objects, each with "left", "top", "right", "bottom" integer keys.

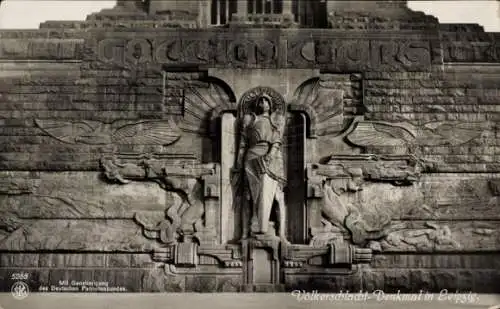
[
  {"left": 34, "top": 119, "right": 182, "bottom": 146},
  {"left": 346, "top": 120, "right": 494, "bottom": 152}
]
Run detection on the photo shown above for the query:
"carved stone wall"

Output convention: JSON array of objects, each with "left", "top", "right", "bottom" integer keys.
[{"left": 0, "top": 4, "right": 499, "bottom": 293}]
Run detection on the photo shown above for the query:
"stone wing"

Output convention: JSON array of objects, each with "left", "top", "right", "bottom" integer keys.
[
  {"left": 180, "top": 82, "right": 237, "bottom": 135},
  {"left": 34, "top": 119, "right": 101, "bottom": 144},
  {"left": 346, "top": 121, "right": 416, "bottom": 148},
  {"left": 293, "top": 78, "right": 345, "bottom": 137},
  {"left": 110, "top": 120, "right": 182, "bottom": 145},
  {"left": 418, "top": 122, "right": 492, "bottom": 146}
]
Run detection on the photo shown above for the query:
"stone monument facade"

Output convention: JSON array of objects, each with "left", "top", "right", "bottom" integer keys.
[{"left": 0, "top": 0, "right": 499, "bottom": 293}]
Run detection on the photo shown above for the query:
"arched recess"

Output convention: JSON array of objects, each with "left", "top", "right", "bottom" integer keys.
[
  {"left": 181, "top": 75, "right": 237, "bottom": 244},
  {"left": 181, "top": 76, "right": 237, "bottom": 137},
  {"left": 292, "top": 76, "right": 345, "bottom": 138},
  {"left": 286, "top": 97, "right": 319, "bottom": 244},
  {"left": 286, "top": 76, "right": 346, "bottom": 243},
  {"left": 285, "top": 83, "right": 320, "bottom": 244},
  {"left": 290, "top": 75, "right": 354, "bottom": 243},
  {"left": 288, "top": 104, "right": 317, "bottom": 138}
]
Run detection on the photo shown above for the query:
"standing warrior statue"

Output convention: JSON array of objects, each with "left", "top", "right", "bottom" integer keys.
[{"left": 235, "top": 92, "right": 287, "bottom": 238}]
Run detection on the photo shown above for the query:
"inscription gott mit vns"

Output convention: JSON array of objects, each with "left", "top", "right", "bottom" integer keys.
[
  {"left": 95, "top": 36, "right": 437, "bottom": 71},
  {"left": 97, "top": 38, "right": 278, "bottom": 67}
]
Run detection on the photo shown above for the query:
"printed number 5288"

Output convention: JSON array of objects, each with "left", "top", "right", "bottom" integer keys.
[{"left": 11, "top": 272, "right": 29, "bottom": 280}]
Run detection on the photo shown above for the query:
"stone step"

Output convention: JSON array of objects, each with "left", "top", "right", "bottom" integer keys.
[{"left": 241, "top": 284, "right": 286, "bottom": 293}]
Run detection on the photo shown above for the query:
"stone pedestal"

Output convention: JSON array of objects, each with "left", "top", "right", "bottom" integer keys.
[{"left": 241, "top": 233, "right": 282, "bottom": 289}]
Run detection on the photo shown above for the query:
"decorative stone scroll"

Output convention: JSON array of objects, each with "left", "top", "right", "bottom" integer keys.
[
  {"left": 283, "top": 242, "right": 372, "bottom": 269},
  {"left": 151, "top": 243, "right": 243, "bottom": 269}
]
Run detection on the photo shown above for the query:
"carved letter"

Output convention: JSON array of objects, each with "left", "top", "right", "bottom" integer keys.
[
  {"left": 125, "top": 39, "right": 153, "bottom": 64},
  {"left": 155, "top": 40, "right": 183, "bottom": 63},
  {"left": 228, "top": 40, "right": 255, "bottom": 65},
  {"left": 397, "top": 41, "right": 431, "bottom": 69},
  {"left": 336, "top": 40, "right": 370, "bottom": 71},
  {"left": 315, "top": 40, "right": 334, "bottom": 64},
  {"left": 255, "top": 40, "right": 276, "bottom": 65},
  {"left": 98, "top": 39, "right": 125, "bottom": 65}
]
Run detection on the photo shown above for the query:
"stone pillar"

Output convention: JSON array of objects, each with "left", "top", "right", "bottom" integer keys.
[
  {"left": 232, "top": 0, "right": 250, "bottom": 24},
  {"left": 220, "top": 113, "right": 237, "bottom": 243},
  {"left": 327, "top": 0, "right": 376, "bottom": 13},
  {"left": 282, "top": 0, "right": 292, "bottom": 15},
  {"left": 116, "top": 0, "right": 144, "bottom": 10},
  {"left": 498, "top": 0, "right": 500, "bottom": 21},
  {"left": 149, "top": 0, "right": 200, "bottom": 16},
  {"left": 282, "top": 0, "right": 295, "bottom": 24},
  {"left": 237, "top": 0, "right": 248, "bottom": 15},
  {"left": 376, "top": 1, "right": 408, "bottom": 9},
  {"left": 198, "top": 0, "right": 211, "bottom": 27},
  {"left": 327, "top": 0, "right": 408, "bottom": 14},
  {"left": 306, "top": 165, "right": 324, "bottom": 241}
]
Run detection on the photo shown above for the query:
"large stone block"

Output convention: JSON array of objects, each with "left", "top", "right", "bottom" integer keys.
[
  {"left": 92, "top": 269, "right": 143, "bottom": 292},
  {"left": 0, "top": 219, "right": 159, "bottom": 252},
  {"left": 372, "top": 254, "right": 500, "bottom": 269},
  {"left": 361, "top": 269, "right": 384, "bottom": 292},
  {"left": 431, "top": 270, "right": 458, "bottom": 292},
  {"left": 185, "top": 276, "right": 217, "bottom": 292},
  {"left": 107, "top": 254, "right": 131, "bottom": 268},
  {"left": 49, "top": 269, "right": 94, "bottom": 288},
  {"left": 0, "top": 254, "right": 39, "bottom": 267},
  {"left": 456, "top": 270, "right": 474, "bottom": 291},
  {"left": 0, "top": 39, "right": 83, "bottom": 60},
  {"left": 217, "top": 276, "right": 242, "bottom": 292},
  {"left": 130, "top": 254, "right": 154, "bottom": 268},
  {"left": 410, "top": 270, "right": 435, "bottom": 292},
  {"left": 384, "top": 269, "right": 412, "bottom": 292},
  {"left": 472, "top": 270, "right": 500, "bottom": 293},
  {"left": 0, "top": 172, "right": 167, "bottom": 220},
  {"left": 142, "top": 269, "right": 185, "bottom": 292},
  {"left": 284, "top": 273, "right": 362, "bottom": 292}
]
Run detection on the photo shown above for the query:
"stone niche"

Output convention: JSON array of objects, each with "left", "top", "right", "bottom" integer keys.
[{"left": 0, "top": 1, "right": 499, "bottom": 294}]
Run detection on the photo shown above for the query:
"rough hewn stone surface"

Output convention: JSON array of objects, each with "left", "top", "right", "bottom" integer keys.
[{"left": 0, "top": 1, "right": 499, "bottom": 294}]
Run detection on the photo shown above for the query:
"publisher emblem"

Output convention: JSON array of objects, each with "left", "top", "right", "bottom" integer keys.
[{"left": 11, "top": 281, "right": 29, "bottom": 300}]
